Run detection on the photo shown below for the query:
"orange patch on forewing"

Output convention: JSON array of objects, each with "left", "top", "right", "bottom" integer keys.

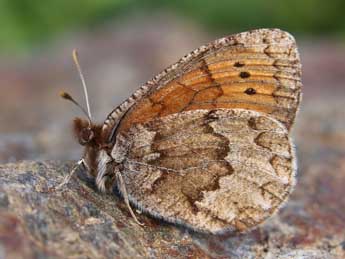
[
  {"left": 217, "top": 92, "right": 275, "bottom": 106},
  {"left": 157, "top": 84, "right": 195, "bottom": 117},
  {"left": 193, "top": 87, "right": 223, "bottom": 102},
  {"left": 207, "top": 58, "right": 275, "bottom": 71},
  {"left": 150, "top": 81, "right": 188, "bottom": 103},
  {"left": 119, "top": 72, "right": 279, "bottom": 132},
  {"left": 119, "top": 83, "right": 195, "bottom": 132},
  {"left": 181, "top": 81, "right": 216, "bottom": 91},
  {"left": 222, "top": 82, "right": 276, "bottom": 95},
  {"left": 238, "top": 58, "right": 275, "bottom": 66},
  {"left": 178, "top": 68, "right": 211, "bottom": 87},
  {"left": 186, "top": 102, "right": 274, "bottom": 114},
  {"left": 207, "top": 60, "right": 235, "bottom": 70},
  {"left": 212, "top": 70, "right": 276, "bottom": 81},
  {"left": 215, "top": 76, "right": 277, "bottom": 87},
  {"left": 119, "top": 99, "right": 162, "bottom": 131},
  {"left": 205, "top": 49, "right": 269, "bottom": 63},
  {"left": 217, "top": 83, "right": 276, "bottom": 105}
]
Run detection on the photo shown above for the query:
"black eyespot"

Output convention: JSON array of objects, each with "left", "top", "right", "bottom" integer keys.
[
  {"left": 244, "top": 88, "right": 256, "bottom": 95},
  {"left": 239, "top": 71, "right": 250, "bottom": 78},
  {"left": 234, "top": 61, "right": 245, "bottom": 67}
]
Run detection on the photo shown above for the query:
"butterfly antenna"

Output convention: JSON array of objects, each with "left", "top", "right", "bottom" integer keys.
[
  {"left": 59, "top": 91, "right": 92, "bottom": 123},
  {"left": 72, "top": 49, "right": 92, "bottom": 120}
]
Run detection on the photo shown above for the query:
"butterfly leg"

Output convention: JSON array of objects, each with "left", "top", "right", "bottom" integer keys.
[
  {"left": 53, "top": 159, "right": 84, "bottom": 191},
  {"left": 116, "top": 170, "right": 144, "bottom": 226}
]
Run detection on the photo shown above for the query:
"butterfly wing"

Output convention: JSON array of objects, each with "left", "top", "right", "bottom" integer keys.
[
  {"left": 103, "top": 28, "right": 302, "bottom": 142},
  {"left": 114, "top": 109, "right": 296, "bottom": 233}
]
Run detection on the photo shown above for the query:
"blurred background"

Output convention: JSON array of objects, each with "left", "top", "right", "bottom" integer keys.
[{"left": 1, "top": 0, "right": 345, "bottom": 163}]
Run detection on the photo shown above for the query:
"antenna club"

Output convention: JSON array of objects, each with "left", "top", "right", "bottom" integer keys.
[
  {"left": 72, "top": 49, "right": 79, "bottom": 63},
  {"left": 60, "top": 91, "right": 72, "bottom": 100},
  {"left": 59, "top": 90, "right": 91, "bottom": 123}
]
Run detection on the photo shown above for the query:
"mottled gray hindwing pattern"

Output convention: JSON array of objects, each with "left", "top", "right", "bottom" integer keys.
[{"left": 112, "top": 109, "right": 296, "bottom": 233}]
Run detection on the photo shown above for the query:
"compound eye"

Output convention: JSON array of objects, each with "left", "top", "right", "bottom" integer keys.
[{"left": 79, "top": 128, "right": 94, "bottom": 145}]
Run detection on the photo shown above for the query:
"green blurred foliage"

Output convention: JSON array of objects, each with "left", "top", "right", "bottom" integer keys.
[
  {"left": 1, "top": 0, "right": 344, "bottom": 53},
  {"left": 161, "top": 0, "right": 345, "bottom": 35},
  {"left": 0, "top": 0, "right": 131, "bottom": 52}
]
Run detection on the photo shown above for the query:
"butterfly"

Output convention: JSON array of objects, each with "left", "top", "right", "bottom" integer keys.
[{"left": 59, "top": 28, "right": 302, "bottom": 234}]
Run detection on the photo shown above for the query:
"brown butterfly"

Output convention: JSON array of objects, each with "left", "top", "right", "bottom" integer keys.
[{"left": 59, "top": 28, "right": 302, "bottom": 234}]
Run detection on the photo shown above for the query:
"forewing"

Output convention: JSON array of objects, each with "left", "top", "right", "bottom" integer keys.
[
  {"left": 103, "top": 28, "right": 302, "bottom": 141},
  {"left": 114, "top": 109, "right": 296, "bottom": 233}
]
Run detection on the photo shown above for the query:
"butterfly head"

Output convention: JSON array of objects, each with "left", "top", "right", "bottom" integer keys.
[
  {"left": 73, "top": 117, "right": 98, "bottom": 146},
  {"left": 60, "top": 91, "right": 100, "bottom": 145}
]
